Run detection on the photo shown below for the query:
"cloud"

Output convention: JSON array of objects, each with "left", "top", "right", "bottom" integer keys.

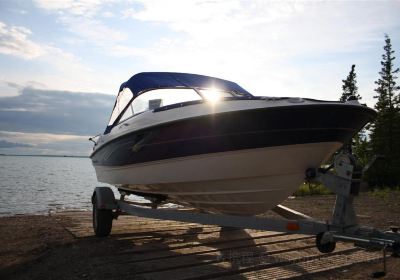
[
  {"left": 0, "top": 21, "right": 46, "bottom": 59},
  {"left": 59, "top": 16, "right": 128, "bottom": 45},
  {"left": 20, "top": 0, "right": 400, "bottom": 105},
  {"left": 0, "top": 85, "right": 114, "bottom": 156},
  {"left": 0, "top": 80, "right": 48, "bottom": 97},
  {"left": 0, "top": 131, "right": 93, "bottom": 155},
  {"left": 127, "top": 0, "right": 302, "bottom": 37},
  {"left": 0, "top": 139, "right": 33, "bottom": 148},
  {"left": 0, "top": 21, "right": 99, "bottom": 94},
  {"left": 0, "top": 131, "right": 89, "bottom": 145},
  {"left": 33, "top": 0, "right": 109, "bottom": 17},
  {"left": 34, "top": 0, "right": 127, "bottom": 46},
  {"left": 0, "top": 87, "right": 115, "bottom": 135},
  {"left": 125, "top": 1, "right": 398, "bottom": 53},
  {"left": 117, "top": 0, "right": 400, "bottom": 103}
]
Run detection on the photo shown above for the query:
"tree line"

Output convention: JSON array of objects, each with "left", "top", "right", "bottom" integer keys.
[{"left": 339, "top": 34, "right": 400, "bottom": 188}]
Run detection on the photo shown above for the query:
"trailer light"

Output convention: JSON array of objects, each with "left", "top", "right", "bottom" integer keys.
[{"left": 287, "top": 222, "right": 300, "bottom": 231}]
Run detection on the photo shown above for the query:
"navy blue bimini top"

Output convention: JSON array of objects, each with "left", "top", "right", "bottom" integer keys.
[{"left": 119, "top": 72, "right": 252, "bottom": 98}]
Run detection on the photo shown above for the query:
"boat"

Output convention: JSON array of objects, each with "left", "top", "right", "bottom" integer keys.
[{"left": 90, "top": 72, "right": 376, "bottom": 215}]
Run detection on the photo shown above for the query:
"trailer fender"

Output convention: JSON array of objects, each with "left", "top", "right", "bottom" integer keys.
[{"left": 92, "top": 187, "right": 117, "bottom": 210}]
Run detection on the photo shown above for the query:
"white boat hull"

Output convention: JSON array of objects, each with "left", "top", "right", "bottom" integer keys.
[{"left": 94, "top": 142, "right": 341, "bottom": 215}]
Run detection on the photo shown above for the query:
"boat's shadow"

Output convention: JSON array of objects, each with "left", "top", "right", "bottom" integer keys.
[
  {"left": 103, "top": 224, "right": 312, "bottom": 279},
  {"left": 191, "top": 227, "right": 311, "bottom": 276}
]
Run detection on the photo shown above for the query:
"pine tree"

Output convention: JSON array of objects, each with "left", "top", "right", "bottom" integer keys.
[
  {"left": 368, "top": 34, "right": 400, "bottom": 187},
  {"left": 352, "top": 132, "right": 370, "bottom": 167},
  {"left": 339, "top": 64, "right": 367, "bottom": 159},
  {"left": 340, "top": 64, "right": 361, "bottom": 101}
]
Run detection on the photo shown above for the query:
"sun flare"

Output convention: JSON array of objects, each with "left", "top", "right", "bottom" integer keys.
[{"left": 201, "top": 88, "right": 222, "bottom": 103}]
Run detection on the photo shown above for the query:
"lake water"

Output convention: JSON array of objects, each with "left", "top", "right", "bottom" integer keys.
[{"left": 0, "top": 156, "right": 116, "bottom": 216}]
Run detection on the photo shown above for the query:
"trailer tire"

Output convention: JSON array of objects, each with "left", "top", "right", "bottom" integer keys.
[
  {"left": 392, "top": 242, "right": 400, "bottom": 257},
  {"left": 316, "top": 232, "right": 336, "bottom": 253},
  {"left": 92, "top": 196, "right": 113, "bottom": 237}
]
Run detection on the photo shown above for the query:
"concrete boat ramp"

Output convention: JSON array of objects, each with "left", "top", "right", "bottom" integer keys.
[{"left": 56, "top": 211, "right": 382, "bottom": 279}]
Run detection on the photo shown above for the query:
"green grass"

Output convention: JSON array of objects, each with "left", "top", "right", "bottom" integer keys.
[
  {"left": 369, "top": 186, "right": 400, "bottom": 199},
  {"left": 293, "top": 183, "right": 332, "bottom": 196}
]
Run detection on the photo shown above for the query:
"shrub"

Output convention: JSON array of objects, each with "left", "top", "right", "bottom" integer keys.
[{"left": 293, "top": 183, "right": 332, "bottom": 196}]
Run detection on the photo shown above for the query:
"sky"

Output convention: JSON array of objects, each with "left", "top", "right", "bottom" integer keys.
[{"left": 0, "top": 0, "right": 399, "bottom": 156}]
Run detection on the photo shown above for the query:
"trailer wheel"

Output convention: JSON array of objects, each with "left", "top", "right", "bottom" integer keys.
[
  {"left": 92, "top": 196, "right": 113, "bottom": 237},
  {"left": 316, "top": 232, "right": 336, "bottom": 253},
  {"left": 392, "top": 242, "right": 400, "bottom": 257}
]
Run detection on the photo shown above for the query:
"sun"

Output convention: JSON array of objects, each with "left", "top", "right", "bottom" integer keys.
[{"left": 201, "top": 88, "right": 222, "bottom": 103}]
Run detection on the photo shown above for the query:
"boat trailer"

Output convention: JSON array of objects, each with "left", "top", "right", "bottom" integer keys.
[{"left": 92, "top": 153, "right": 400, "bottom": 277}]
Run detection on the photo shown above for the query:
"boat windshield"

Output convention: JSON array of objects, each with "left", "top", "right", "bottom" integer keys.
[
  {"left": 108, "top": 87, "right": 237, "bottom": 127},
  {"left": 198, "top": 89, "right": 233, "bottom": 103},
  {"left": 108, "top": 87, "right": 133, "bottom": 125},
  {"left": 131, "top": 88, "right": 202, "bottom": 116}
]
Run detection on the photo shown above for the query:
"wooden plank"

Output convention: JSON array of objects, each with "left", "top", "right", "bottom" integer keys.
[
  {"left": 138, "top": 246, "right": 357, "bottom": 280},
  {"left": 233, "top": 250, "right": 381, "bottom": 280},
  {"left": 55, "top": 210, "right": 383, "bottom": 280},
  {"left": 113, "top": 233, "right": 309, "bottom": 259},
  {"left": 127, "top": 240, "right": 317, "bottom": 274}
]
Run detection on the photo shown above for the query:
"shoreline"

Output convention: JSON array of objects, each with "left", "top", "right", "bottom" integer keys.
[
  {"left": 0, "top": 154, "right": 89, "bottom": 158},
  {"left": 0, "top": 208, "right": 92, "bottom": 218}
]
